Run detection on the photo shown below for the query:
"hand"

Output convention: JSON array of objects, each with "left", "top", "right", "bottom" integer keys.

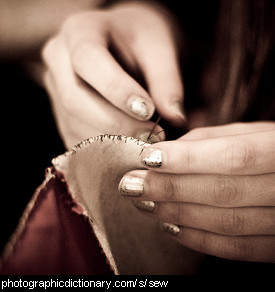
[
  {"left": 119, "top": 122, "right": 275, "bottom": 263},
  {"left": 42, "top": 2, "right": 185, "bottom": 148}
]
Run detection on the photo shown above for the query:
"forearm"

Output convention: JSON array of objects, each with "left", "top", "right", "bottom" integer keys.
[{"left": 0, "top": 0, "right": 106, "bottom": 59}]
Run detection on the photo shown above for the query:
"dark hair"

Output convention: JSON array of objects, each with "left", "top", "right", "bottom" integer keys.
[{"left": 201, "top": 0, "right": 275, "bottom": 124}]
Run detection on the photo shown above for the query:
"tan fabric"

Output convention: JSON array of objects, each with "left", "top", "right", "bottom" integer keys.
[
  {"left": 53, "top": 135, "right": 202, "bottom": 274},
  {"left": 1, "top": 135, "right": 202, "bottom": 275}
]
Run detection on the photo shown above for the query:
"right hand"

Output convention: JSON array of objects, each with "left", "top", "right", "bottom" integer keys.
[{"left": 42, "top": 2, "right": 185, "bottom": 149}]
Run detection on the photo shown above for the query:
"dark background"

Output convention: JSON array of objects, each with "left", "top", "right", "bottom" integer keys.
[
  {"left": 0, "top": 62, "right": 65, "bottom": 253},
  {"left": 1, "top": 62, "right": 274, "bottom": 278},
  {"left": 0, "top": 0, "right": 274, "bottom": 277}
]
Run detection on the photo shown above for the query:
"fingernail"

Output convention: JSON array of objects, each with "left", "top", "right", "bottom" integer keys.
[
  {"left": 141, "top": 148, "right": 162, "bottom": 168},
  {"left": 119, "top": 176, "right": 144, "bottom": 197},
  {"left": 161, "top": 222, "right": 180, "bottom": 235},
  {"left": 138, "top": 131, "right": 162, "bottom": 144},
  {"left": 132, "top": 200, "right": 155, "bottom": 212},
  {"left": 173, "top": 100, "right": 187, "bottom": 124},
  {"left": 128, "top": 95, "right": 153, "bottom": 120}
]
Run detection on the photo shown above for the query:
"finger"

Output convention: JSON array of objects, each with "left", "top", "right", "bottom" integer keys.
[
  {"left": 119, "top": 171, "right": 275, "bottom": 207},
  {"left": 43, "top": 37, "right": 165, "bottom": 143},
  {"left": 162, "top": 225, "right": 275, "bottom": 263},
  {"left": 72, "top": 43, "right": 156, "bottom": 121},
  {"left": 44, "top": 72, "right": 100, "bottom": 147},
  {"left": 136, "top": 37, "right": 185, "bottom": 127},
  {"left": 132, "top": 20, "right": 186, "bottom": 127},
  {"left": 179, "top": 122, "right": 275, "bottom": 141},
  {"left": 139, "top": 130, "right": 275, "bottom": 175},
  {"left": 46, "top": 68, "right": 165, "bottom": 148},
  {"left": 61, "top": 14, "right": 155, "bottom": 122},
  {"left": 141, "top": 202, "right": 275, "bottom": 236}
]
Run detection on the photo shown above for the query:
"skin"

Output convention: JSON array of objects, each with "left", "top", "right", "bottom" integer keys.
[
  {"left": 53, "top": 135, "right": 203, "bottom": 274},
  {"left": 42, "top": 1, "right": 275, "bottom": 263},
  {"left": 121, "top": 122, "right": 275, "bottom": 263},
  {"left": 42, "top": 1, "right": 185, "bottom": 148},
  {"left": 0, "top": 0, "right": 105, "bottom": 58},
  {"left": 3, "top": 0, "right": 273, "bottom": 265},
  {"left": 0, "top": 0, "right": 107, "bottom": 87}
]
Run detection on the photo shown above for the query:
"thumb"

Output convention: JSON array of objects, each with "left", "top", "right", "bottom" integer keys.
[{"left": 135, "top": 30, "right": 186, "bottom": 127}]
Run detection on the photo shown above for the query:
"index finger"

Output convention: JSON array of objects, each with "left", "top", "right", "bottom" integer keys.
[
  {"left": 63, "top": 13, "right": 155, "bottom": 121},
  {"left": 140, "top": 130, "right": 275, "bottom": 175}
]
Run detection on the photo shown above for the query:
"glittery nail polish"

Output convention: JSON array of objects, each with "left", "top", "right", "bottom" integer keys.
[
  {"left": 128, "top": 96, "right": 151, "bottom": 120},
  {"left": 119, "top": 176, "right": 144, "bottom": 197},
  {"left": 162, "top": 222, "right": 180, "bottom": 235},
  {"left": 141, "top": 149, "right": 162, "bottom": 168},
  {"left": 132, "top": 200, "right": 155, "bottom": 212}
]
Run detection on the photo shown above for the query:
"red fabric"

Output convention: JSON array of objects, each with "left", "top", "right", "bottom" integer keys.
[{"left": 0, "top": 169, "right": 113, "bottom": 275}]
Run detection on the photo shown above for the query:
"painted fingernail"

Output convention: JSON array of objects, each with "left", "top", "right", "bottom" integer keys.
[
  {"left": 128, "top": 95, "right": 153, "bottom": 120},
  {"left": 141, "top": 148, "right": 162, "bottom": 168},
  {"left": 119, "top": 176, "right": 144, "bottom": 197},
  {"left": 162, "top": 222, "right": 180, "bottom": 235},
  {"left": 132, "top": 200, "right": 155, "bottom": 212},
  {"left": 138, "top": 131, "right": 162, "bottom": 144}
]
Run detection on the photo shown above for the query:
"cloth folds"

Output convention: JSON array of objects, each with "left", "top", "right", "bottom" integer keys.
[
  {"left": 0, "top": 135, "right": 202, "bottom": 275},
  {"left": 0, "top": 168, "right": 113, "bottom": 275}
]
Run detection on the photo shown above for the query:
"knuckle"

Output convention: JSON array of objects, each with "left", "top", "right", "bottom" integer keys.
[
  {"left": 198, "top": 230, "right": 209, "bottom": 252},
  {"left": 162, "top": 176, "right": 176, "bottom": 201},
  {"left": 226, "top": 139, "right": 256, "bottom": 173},
  {"left": 231, "top": 239, "right": 253, "bottom": 261},
  {"left": 264, "top": 174, "right": 275, "bottom": 206},
  {"left": 169, "top": 203, "right": 184, "bottom": 224},
  {"left": 219, "top": 209, "right": 245, "bottom": 235},
  {"left": 268, "top": 210, "right": 275, "bottom": 233},
  {"left": 41, "top": 37, "right": 56, "bottom": 66},
  {"left": 212, "top": 175, "right": 239, "bottom": 206}
]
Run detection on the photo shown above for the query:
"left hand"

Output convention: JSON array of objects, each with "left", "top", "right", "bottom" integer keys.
[
  {"left": 42, "top": 1, "right": 184, "bottom": 148},
  {"left": 119, "top": 122, "right": 275, "bottom": 263}
]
